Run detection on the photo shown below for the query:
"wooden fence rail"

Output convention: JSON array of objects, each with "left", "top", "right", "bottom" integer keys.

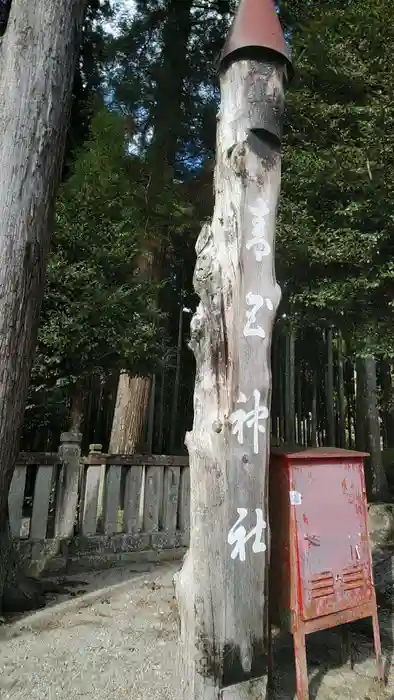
[
  {"left": 9, "top": 452, "right": 62, "bottom": 540},
  {"left": 8, "top": 439, "right": 190, "bottom": 574},
  {"left": 80, "top": 453, "right": 190, "bottom": 538}
]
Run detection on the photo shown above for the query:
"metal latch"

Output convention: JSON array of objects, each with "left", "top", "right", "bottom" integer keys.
[{"left": 304, "top": 534, "right": 320, "bottom": 546}]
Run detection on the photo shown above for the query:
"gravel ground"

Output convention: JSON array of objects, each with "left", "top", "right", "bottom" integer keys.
[{"left": 0, "top": 562, "right": 392, "bottom": 700}]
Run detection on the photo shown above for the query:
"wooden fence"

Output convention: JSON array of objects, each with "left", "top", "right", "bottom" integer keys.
[
  {"left": 80, "top": 452, "right": 190, "bottom": 537},
  {"left": 9, "top": 439, "right": 190, "bottom": 575},
  {"left": 9, "top": 452, "right": 62, "bottom": 540}
]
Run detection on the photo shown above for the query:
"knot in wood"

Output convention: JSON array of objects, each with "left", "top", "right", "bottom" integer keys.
[
  {"left": 196, "top": 222, "right": 212, "bottom": 256},
  {"left": 212, "top": 419, "right": 223, "bottom": 434},
  {"left": 190, "top": 308, "right": 204, "bottom": 337},
  {"left": 194, "top": 252, "right": 212, "bottom": 285},
  {"left": 228, "top": 142, "right": 248, "bottom": 176}
]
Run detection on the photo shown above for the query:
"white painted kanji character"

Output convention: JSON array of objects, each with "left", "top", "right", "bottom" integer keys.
[
  {"left": 227, "top": 508, "right": 267, "bottom": 562},
  {"left": 229, "top": 389, "right": 269, "bottom": 454},
  {"left": 246, "top": 201, "right": 272, "bottom": 261},
  {"left": 243, "top": 292, "right": 274, "bottom": 339}
]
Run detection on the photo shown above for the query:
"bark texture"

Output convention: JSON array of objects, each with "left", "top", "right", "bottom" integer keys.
[
  {"left": 174, "top": 57, "right": 285, "bottom": 699},
  {"left": 0, "top": 0, "right": 87, "bottom": 612},
  {"left": 69, "top": 381, "right": 87, "bottom": 433},
  {"left": 110, "top": 0, "right": 194, "bottom": 452},
  {"left": 109, "top": 373, "right": 150, "bottom": 454},
  {"left": 109, "top": 253, "right": 154, "bottom": 455}
]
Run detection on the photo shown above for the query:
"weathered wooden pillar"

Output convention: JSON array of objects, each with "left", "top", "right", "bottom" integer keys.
[{"left": 174, "top": 1, "right": 291, "bottom": 698}]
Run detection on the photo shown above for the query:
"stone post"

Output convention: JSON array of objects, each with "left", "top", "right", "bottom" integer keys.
[
  {"left": 55, "top": 431, "right": 82, "bottom": 538},
  {"left": 83, "top": 444, "right": 105, "bottom": 535}
]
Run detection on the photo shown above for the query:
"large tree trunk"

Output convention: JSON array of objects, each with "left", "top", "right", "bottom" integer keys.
[
  {"left": 110, "top": 0, "right": 194, "bottom": 453},
  {"left": 0, "top": 0, "right": 86, "bottom": 613},
  {"left": 69, "top": 380, "right": 87, "bottom": 434},
  {"left": 174, "top": 55, "right": 285, "bottom": 699},
  {"left": 109, "top": 373, "right": 150, "bottom": 454},
  {"left": 109, "top": 251, "right": 155, "bottom": 455}
]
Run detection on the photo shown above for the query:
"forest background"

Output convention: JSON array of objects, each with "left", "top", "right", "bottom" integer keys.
[{"left": 23, "top": 0, "right": 394, "bottom": 503}]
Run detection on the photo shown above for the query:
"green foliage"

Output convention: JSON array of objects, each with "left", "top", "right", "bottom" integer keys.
[
  {"left": 65, "top": 0, "right": 114, "bottom": 171},
  {"left": 23, "top": 0, "right": 394, "bottom": 448},
  {"left": 107, "top": 0, "right": 235, "bottom": 171},
  {"left": 277, "top": 0, "right": 394, "bottom": 356},
  {"left": 27, "top": 110, "right": 165, "bottom": 427}
]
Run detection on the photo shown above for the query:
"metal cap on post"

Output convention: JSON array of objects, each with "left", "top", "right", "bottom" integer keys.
[{"left": 220, "top": 0, "right": 293, "bottom": 77}]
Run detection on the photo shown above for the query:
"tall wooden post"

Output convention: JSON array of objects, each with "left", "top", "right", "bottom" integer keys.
[{"left": 174, "top": 1, "right": 291, "bottom": 698}]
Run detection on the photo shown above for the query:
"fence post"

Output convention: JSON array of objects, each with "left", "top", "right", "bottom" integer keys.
[
  {"left": 83, "top": 444, "right": 105, "bottom": 535},
  {"left": 55, "top": 431, "right": 82, "bottom": 538}
]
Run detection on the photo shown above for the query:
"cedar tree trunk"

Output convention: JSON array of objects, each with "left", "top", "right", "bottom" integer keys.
[{"left": 0, "top": 0, "right": 86, "bottom": 612}]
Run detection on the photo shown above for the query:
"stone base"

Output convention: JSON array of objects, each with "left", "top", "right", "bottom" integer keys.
[
  {"left": 15, "top": 532, "right": 188, "bottom": 577},
  {"left": 16, "top": 504, "right": 394, "bottom": 579},
  {"left": 368, "top": 503, "right": 394, "bottom": 548},
  {"left": 220, "top": 677, "right": 268, "bottom": 700}
]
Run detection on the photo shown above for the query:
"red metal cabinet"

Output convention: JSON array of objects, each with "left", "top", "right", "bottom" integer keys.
[{"left": 269, "top": 447, "right": 383, "bottom": 700}]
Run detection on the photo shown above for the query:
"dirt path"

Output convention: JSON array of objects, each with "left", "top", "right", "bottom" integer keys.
[{"left": 0, "top": 562, "right": 392, "bottom": 700}]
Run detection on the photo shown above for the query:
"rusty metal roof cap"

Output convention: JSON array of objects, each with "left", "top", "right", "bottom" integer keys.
[
  {"left": 221, "top": 0, "right": 292, "bottom": 69},
  {"left": 271, "top": 447, "right": 369, "bottom": 461}
]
